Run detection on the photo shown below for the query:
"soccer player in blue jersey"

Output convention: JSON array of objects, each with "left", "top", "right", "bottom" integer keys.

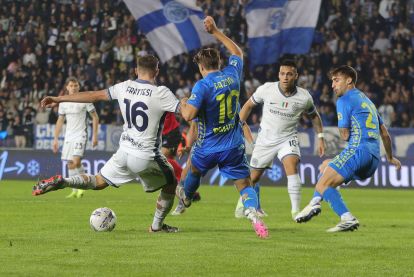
[
  {"left": 177, "top": 16, "right": 268, "bottom": 238},
  {"left": 294, "top": 65, "right": 401, "bottom": 232}
]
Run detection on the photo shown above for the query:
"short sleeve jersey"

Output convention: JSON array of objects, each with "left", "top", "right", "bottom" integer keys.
[
  {"left": 187, "top": 55, "right": 244, "bottom": 153},
  {"left": 252, "top": 82, "right": 315, "bottom": 143},
  {"left": 58, "top": 102, "right": 95, "bottom": 141},
  {"left": 336, "top": 88, "right": 383, "bottom": 159},
  {"left": 107, "top": 79, "right": 179, "bottom": 159}
]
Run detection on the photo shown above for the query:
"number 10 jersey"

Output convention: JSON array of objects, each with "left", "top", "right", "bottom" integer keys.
[{"left": 107, "top": 79, "right": 179, "bottom": 160}]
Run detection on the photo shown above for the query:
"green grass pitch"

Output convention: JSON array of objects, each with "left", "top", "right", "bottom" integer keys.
[{"left": 1, "top": 180, "right": 413, "bottom": 276}]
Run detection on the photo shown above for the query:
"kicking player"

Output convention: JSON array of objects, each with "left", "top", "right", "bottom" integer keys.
[
  {"left": 33, "top": 55, "right": 180, "bottom": 233},
  {"left": 177, "top": 16, "right": 268, "bottom": 238},
  {"left": 295, "top": 65, "right": 401, "bottom": 232},
  {"left": 234, "top": 60, "right": 325, "bottom": 220},
  {"left": 53, "top": 77, "right": 99, "bottom": 198}
]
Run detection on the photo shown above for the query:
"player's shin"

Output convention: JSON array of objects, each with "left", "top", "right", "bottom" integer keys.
[
  {"left": 183, "top": 171, "right": 201, "bottom": 199},
  {"left": 287, "top": 174, "right": 302, "bottom": 214},
  {"left": 253, "top": 183, "right": 261, "bottom": 210},
  {"left": 322, "top": 187, "right": 350, "bottom": 218},
  {"left": 151, "top": 191, "right": 175, "bottom": 230},
  {"left": 240, "top": 186, "right": 258, "bottom": 211},
  {"left": 64, "top": 174, "right": 97, "bottom": 189}
]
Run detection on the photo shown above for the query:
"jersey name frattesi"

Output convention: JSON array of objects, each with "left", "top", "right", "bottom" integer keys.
[{"left": 126, "top": 86, "right": 152, "bottom": 97}]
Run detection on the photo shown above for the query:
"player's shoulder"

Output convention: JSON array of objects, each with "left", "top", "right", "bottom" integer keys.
[
  {"left": 157, "top": 85, "right": 174, "bottom": 95},
  {"left": 257, "top": 82, "right": 276, "bottom": 91},
  {"left": 193, "top": 79, "right": 209, "bottom": 92},
  {"left": 295, "top": 86, "right": 313, "bottom": 100}
]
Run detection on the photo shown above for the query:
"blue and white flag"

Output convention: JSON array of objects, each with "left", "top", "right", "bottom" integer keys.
[
  {"left": 123, "top": 0, "right": 215, "bottom": 63},
  {"left": 245, "top": 0, "right": 321, "bottom": 68}
]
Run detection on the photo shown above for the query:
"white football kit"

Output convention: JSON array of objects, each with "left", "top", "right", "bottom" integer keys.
[
  {"left": 100, "top": 79, "right": 179, "bottom": 191},
  {"left": 58, "top": 102, "right": 95, "bottom": 160},
  {"left": 250, "top": 82, "right": 316, "bottom": 168}
]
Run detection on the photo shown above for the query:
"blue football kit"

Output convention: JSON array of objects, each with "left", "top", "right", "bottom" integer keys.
[
  {"left": 329, "top": 88, "right": 383, "bottom": 183},
  {"left": 187, "top": 55, "right": 249, "bottom": 180}
]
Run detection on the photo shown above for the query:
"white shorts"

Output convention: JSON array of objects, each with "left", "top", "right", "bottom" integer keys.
[
  {"left": 61, "top": 139, "right": 86, "bottom": 161},
  {"left": 99, "top": 148, "right": 175, "bottom": 192},
  {"left": 250, "top": 135, "right": 301, "bottom": 169}
]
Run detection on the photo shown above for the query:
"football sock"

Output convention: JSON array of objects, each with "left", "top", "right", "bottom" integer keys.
[
  {"left": 64, "top": 174, "right": 97, "bottom": 189},
  {"left": 287, "top": 174, "right": 302, "bottom": 213},
  {"left": 310, "top": 190, "right": 323, "bottom": 206},
  {"left": 322, "top": 187, "right": 349, "bottom": 217},
  {"left": 68, "top": 169, "right": 78, "bottom": 193},
  {"left": 253, "top": 183, "right": 261, "bottom": 210},
  {"left": 183, "top": 170, "right": 201, "bottom": 199},
  {"left": 240, "top": 186, "right": 258, "bottom": 210},
  {"left": 167, "top": 158, "right": 182, "bottom": 183},
  {"left": 152, "top": 192, "right": 175, "bottom": 230},
  {"left": 76, "top": 166, "right": 86, "bottom": 194}
]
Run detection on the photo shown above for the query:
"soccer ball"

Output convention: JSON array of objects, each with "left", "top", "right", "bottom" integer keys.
[{"left": 89, "top": 207, "right": 117, "bottom": 232}]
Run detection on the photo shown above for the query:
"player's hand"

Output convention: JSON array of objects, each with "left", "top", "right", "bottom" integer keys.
[
  {"left": 204, "top": 16, "right": 218, "bottom": 34},
  {"left": 52, "top": 139, "right": 59, "bottom": 154},
  {"left": 388, "top": 157, "right": 401, "bottom": 170},
  {"left": 41, "top": 96, "right": 59, "bottom": 108},
  {"left": 92, "top": 137, "right": 98, "bottom": 148},
  {"left": 318, "top": 138, "right": 326, "bottom": 157}
]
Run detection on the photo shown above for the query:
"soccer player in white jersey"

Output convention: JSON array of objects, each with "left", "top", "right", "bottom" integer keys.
[
  {"left": 234, "top": 60, "right": 326, "bottom": 220},
  {"left": 33, "top": 55, "right": 180, "bottom": 233},
  {"left": 53, "top": 77, "right": 99, "bottom": 198}
]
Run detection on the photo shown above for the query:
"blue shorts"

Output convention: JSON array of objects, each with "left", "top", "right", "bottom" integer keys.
[
  {"left": 191, "top": 144, "right": 250, "bottom": 180},
  {"left": 329, "top": 148, "right": 379, "bottom": 183}
]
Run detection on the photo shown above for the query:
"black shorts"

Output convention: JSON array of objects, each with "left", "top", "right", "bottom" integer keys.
[{"left": 162, "top": 127, "right": 183, "bottom": 150}]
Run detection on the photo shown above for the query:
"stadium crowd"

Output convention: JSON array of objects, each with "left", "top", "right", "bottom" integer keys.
[{"left": 0, "top": 0, "right": 414, "bottom": 148}]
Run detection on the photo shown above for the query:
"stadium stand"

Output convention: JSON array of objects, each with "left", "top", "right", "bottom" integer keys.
[{"left": 0, "top": 0, "right": 413, "bottom": 148}]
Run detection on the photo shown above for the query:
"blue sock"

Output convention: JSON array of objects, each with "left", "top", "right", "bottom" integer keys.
[
  {"left": 240, "top": 186, "right": 258, "bottom": 209},
  {"left": 322, "top": 187, "right": 349, "bottom": 217},
  {"left": 313, "top": 190, "right": 323, "bottom": 199},
  {"left": 183, "top": 170, "right": 201, "bottom": 199},
  {"left": 254, "top": 183, "right": 261, "bottom": 210}
]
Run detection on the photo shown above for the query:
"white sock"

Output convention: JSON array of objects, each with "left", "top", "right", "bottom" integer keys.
[
  {"left": 64, "top": 174, "right": 97, "bottom": 189},
  {"left": 68, "top": 168, "right": 78, "bottom": 193},
  {"left": 287, "top": 174, "right": 302, "bottom": 213},
  {"left": 310, "top": 196, "right": 322, "bottom": 206},
  {"left": 341, "top": 212, "right": 355, "bottom": 221},
  {"left": 152, "top": 192, "right": 175, "bottom": 230}
]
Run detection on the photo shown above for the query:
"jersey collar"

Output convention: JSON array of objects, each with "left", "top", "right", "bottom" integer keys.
[
  {"left": 135, "top": 79, "right": 152, "bottom": 84},
  {"left": 277, "top": 82, "right": 297, "bottom": 98}
]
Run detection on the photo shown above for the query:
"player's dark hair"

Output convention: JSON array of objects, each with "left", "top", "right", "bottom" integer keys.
[
  {"left": 137, "top": 55, "right": 159, "bottom": 75},
  {"left": 330, "top": 65, "right": 358, "bottom": 84},
  {"left": 279, "top": 59, "right": 297, "bottom": 69},
  {"left": 64, "top": 77, "right": 79, "bottom": 93},
  {"left": 193, "top": 48, "right": 220, "bottom": 70}
]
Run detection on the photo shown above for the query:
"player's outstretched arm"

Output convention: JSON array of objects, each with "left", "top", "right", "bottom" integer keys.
[
  {"left": 379, "top": 124, "right": 401, "bottom": 170},
  {"left": 41, "top": 90, "right": 110, "bottom": 108},
  {"left": 204, "top": 16, "right": 243, "bottom": 59},
  {"left": 310, "top": 111, "right": 326, "bottom": 157}
]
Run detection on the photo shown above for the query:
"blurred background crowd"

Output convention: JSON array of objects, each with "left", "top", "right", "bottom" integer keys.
[{"left": 0, "top": 0, "right": 413, "bottom": 148}]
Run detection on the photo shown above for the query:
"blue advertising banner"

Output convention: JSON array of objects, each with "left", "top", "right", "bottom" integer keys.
[{"left": 1, "top": 150, "right": 413, "bottom": 189}]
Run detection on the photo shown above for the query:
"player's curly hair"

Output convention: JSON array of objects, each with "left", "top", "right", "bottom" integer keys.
[
  {"left": 330, "top": 65, "right": 358, "bottom": 84},
  {"left": 193, "top": 48, "right": 220, "bottom": 70}
]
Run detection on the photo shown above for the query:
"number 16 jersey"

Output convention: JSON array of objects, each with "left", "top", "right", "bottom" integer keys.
[{"left": 107, "top": 79, "right": 179, "bottom": 160}]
